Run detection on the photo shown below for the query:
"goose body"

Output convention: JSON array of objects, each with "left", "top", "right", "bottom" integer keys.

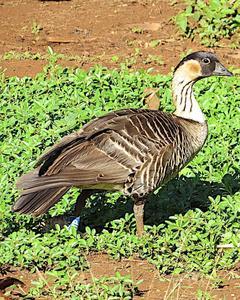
[{"left": 13, "top": 51, "right": 232, "bottom": 236}]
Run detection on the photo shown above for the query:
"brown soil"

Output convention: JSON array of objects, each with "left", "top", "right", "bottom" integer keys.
[
  {"left": 0, "top": 0, "right": 239, "bottom": 77},
  {"left": 1, "top": 254, "right": 240, "bottom": 299}
]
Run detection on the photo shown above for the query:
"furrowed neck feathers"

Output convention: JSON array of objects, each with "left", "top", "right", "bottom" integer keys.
[{"left": 172, "top": 61, "right": 205, "bottom": 124}]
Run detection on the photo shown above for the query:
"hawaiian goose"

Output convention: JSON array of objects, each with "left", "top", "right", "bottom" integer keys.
[{"left": 12, "top": 52, "right": 232, "bottom": 236}]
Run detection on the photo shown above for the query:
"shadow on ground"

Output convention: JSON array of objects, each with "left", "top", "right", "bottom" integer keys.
[{"left": 78, "top": 170, "right": 239, "bottom": 231}]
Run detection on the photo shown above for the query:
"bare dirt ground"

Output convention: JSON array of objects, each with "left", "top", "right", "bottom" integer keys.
[
  {"left": 0, "top": 0, "right": 239, "bottom": 77},
  {"left": 0, "top": 1, "right": 239, "bottom": 299},
  {"left": 1, "top": 254, "right": 240, "bottom": 299}
]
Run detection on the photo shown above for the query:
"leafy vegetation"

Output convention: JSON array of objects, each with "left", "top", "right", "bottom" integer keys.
[
  {"left": 0, "top": 63, "right": 239, "bottom": 297},
  {"left": 0, "top": 47, "right": 87, "bottom": 63},
  {"left": 175, "top": 0, "right": 240, "bottom": 47},
  {"left": 26, "top": 271, "right": 140, "bottom": 299}
]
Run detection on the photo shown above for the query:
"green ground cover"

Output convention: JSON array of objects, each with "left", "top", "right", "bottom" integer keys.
[{"left": 175, "top": 0, "right": 240, "bottom": 47}]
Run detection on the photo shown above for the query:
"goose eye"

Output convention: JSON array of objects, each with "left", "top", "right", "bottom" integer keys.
[{"left": 202, "top": 57, "right": 211, "bottom": 64}]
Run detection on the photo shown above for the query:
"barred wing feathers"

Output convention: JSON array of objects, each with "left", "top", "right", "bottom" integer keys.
[{"left": 14, "top": 109, "right": 179, "bottom": 215}]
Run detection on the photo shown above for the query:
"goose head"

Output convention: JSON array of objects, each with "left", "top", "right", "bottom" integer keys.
[
  {"left": 172, "top": 51, "right": 233, "bottom": 123},
  {"left": 173, "top": 51, "right": 233, "bottom": 84}
]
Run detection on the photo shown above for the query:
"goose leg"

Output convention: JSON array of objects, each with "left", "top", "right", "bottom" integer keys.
[
  {"left": 68, "top": 189, "right": 96, "bottom": 230},
  {"left": 133, "top": 200, "right": 145, "bottom": 237},
  {"left": 74, "top": 190, "right": 95, "bottom": 215},
  {"left": 43, "top": 190, "right": 97, "bottom": 231}
]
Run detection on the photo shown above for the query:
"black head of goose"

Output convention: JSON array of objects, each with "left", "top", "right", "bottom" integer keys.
[{"left": 12, "top": 51, "right": 232, "bottom": 236}]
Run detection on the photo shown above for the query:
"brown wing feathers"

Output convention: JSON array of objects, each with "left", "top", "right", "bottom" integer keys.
[
  {"left": 13, "top": 187, "right": 70, "bottom": 216},
  {"left": 13, "top": 109, "right": 179, "bottom": 215}
]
